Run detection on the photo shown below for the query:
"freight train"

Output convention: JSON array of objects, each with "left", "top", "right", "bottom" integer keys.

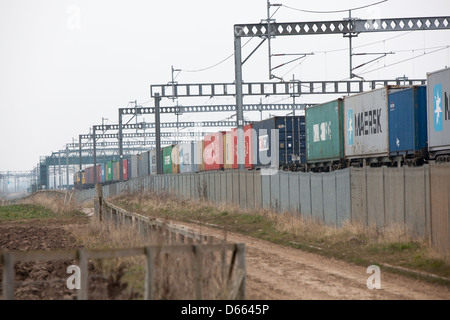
[{"left": 74, "top": 67, "right": 450, "bottom": 189}]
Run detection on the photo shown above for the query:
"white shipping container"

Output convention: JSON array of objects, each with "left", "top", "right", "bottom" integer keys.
[
  {"left": 427, "top": 67, "right": 450, "bottom": 154},
  {"left": 344, "top": 86, "right": 397, "bottom": 159}
]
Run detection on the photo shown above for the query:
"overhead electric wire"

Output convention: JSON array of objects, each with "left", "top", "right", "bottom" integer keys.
[
  {"left": 282, "top": 0, "right": 388, "bottom": 15},
  {"left": 182, "top": 38, "right": 254, "bottom": 73}
]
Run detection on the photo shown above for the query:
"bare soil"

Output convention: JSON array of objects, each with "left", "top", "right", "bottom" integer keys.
[{"left": 0, "top": 223, "right": 136, "bottom": 300}]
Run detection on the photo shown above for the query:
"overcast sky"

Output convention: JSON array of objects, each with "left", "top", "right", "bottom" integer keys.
[{"left": 1, "top": 0, "right": 450, "bottom": 173}]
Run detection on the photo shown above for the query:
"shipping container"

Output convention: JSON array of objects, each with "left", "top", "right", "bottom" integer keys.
[
  {"left": 204, "top": 131, "right": 226, "bottom": 171},
  {"left": 232, "top": 124, "right": 254, "bottom": 169},
  {"left": 172, "top": 145, "right": 180, "bottom": 174},
  {"left": 149, "top": 149, "right": 157, "bottom": 175},
  {"left": 194, "top": 140, "right": 205, "bottom": 172},
  {"left": 179, "top": 143, "right": 196, "bottom": 173},
  {"left": 163, "top": 145, "right": 174, "bottom": 174},
  {"left": 123, "top": 159, "right": 129, "bottom": 180},
  {"left": 100, "top": 163, "right": 106, "bottom": 183},
  {"left": 344, "top": 86, "right": 403, "bottom": 160},
  {"left": 131, "top": 154, "right": 139, "bottom": 179},
  {"left": 224, "top": 131, "right": 234, "bottom": 170},
  {"left": 306, "top": 99, "right": 345, "bottom": 165},
  {"left": 96, "top": 164, "right": 101, "bottom": 184},
  {"left": 112, "top": 161, "right": 119, "bottom": 181},
  {"left": 106, "top": 161, "right": 113, "bottom": 181},
  {"left": 252, "top": 116, "right": 306, "bottom": 168},
  {"left": 138, "top": 151, "right": 150, "bottom": 177},
  {"left": 388, "top": 86, "right": 428, "bottom": 159},
  {"left": 427, "top": 67, "right": 450, "bottom": 158}
]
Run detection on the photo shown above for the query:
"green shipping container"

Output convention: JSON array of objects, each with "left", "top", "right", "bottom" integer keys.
[
  {"left": 306, "top": 98, "right": 345, "bottom": 165},
  {"left": 162, "top": 145, "right": 173, "bottom": 174},
  {"left": 106, "top": 161, "right": 113, "bottom": 181}
]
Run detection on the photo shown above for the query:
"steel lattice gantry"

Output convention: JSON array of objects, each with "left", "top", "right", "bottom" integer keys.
[
  {"left": 150, "top": 15, "right": 450, "bottom": 170},
  {"left": 231, "top": 15, "right": 450, "bottom": 169}
]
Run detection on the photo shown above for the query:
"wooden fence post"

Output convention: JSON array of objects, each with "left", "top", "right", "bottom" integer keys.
[
  {"left": 95, "top": 184, "right": 103, "bottom": 221},
  {"left": 193, "top": 245, "right": 203, "bottom": 300},
  {"left": 144, "top": 247, "right": 155, "bottom": 300},
  {"left": 2, "top": 252, "right": 15, "bottom": 300},
  {"left": 236, "top": 243, "right": 246, "bottom": 300},
  {"left": 77, "top": 248, "right": 88, "bottom": 300}
]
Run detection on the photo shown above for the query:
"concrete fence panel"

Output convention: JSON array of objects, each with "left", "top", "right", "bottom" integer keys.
[
  {"left": 299, "top": 172, "right": 312, "bottom": 217},
  {"left": 310, "top": 173, "right": 324, "bottom": 222},
  {"left": 323, "top": 172, "right": 337, "bottom": 226}
]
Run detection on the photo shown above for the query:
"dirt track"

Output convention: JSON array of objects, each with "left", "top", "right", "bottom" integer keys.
[{"left": 175, "top": 221, "right": 450, "bottom": 300}]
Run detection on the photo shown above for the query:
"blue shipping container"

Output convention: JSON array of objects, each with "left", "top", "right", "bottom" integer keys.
[
  {"left": 100, "top": 163, "right": 106, "bottom": 183},
  {"left": 388, "top": 86, "right": 427, "bottom": 157},
  {"left": 252, "top": 116, "right": 306, "bottom": 168}
]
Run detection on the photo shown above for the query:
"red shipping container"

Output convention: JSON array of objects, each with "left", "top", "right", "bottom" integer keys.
[
  {"left": 204, "top": 131, "right": 225, "bottom": 171},
  {"left": 232, "top": 124, "right": 254, "bottom": 169},
  {"left": 123, "top": 159, "right": 129, "bottom": 180}
]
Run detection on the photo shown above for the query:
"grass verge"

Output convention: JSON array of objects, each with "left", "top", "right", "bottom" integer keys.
[{"left": 110, "top": 190, "right": 450, "bottom": 287}]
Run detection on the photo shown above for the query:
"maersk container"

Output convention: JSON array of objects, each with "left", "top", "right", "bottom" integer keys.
[
  {"left": 163, "top": 145, "right": 174, "bottom": 174},
  {"left": 344, "top": 86, "right": 403, "bottom": 159},
  {"left": 138, "top": 151, "right": 150, "bottom": 177},
  {"left": 149, "top": 149, "right": 157, "bottom": 175},
  {"left": 131, "top": 154, "right": 138, "bottom": 179},
  {"left": 427, "top": 67, "right": 450, "bottom": 157},
  {"left": 306, "top": 98, "right": 344, "bottom": 164},
  {"left": 204, "top": 131, "right": 226, "bottom": 171},
  {"left": 252, "top": 116, "right": 306, "bottom": 168},
  {"left": 106, "top": 161, "right": 113, "bottom": 181},
  {"left": 179, "top": 143, "right": 195, "bottom": 173},
  {"left": 388, "top": 86, "right": 427, "bottom": 157},
  {"left": 224, "top": 131, "right": 234, "bottom": 170}
]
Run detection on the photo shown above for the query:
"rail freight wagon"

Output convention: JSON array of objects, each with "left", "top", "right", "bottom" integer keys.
[
  {"left": 306, "top": 98, "right": 345, "bottom": 171},
  {"left": 427, "top": 67, "right": 450, "bottom": 161},
  {"left": 252, "top": 116, "right": 306, "bottom": 169},
  {"left": 388, "top": 86, "right": 428, "bottom": 165},
  {"left": 204, "top": 131, "right": 226, "bottom": 171},
  {"left": 344, "top": 86, "right": 404, "bottom": 165}
]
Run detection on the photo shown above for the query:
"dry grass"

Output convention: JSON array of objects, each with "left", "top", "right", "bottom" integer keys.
[
  {"left": 109, "top": 190, "right": 450, "bottom": 283},
  {"left": 68, "top": 208, "right": 239, "bottom": 299},
  {"left": 19, "top": 192, "right": 81, "bottom": 215}
]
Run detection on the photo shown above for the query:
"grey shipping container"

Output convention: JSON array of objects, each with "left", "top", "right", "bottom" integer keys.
[
  {"left": 344, "top": 86, "right": 402, "bottom": 160},
  {"left": 179, "top": 143, "right": 196, "bottom": 173},
  {"left": 131, "top": 154, "right": 139, "bottom": 179},
  {"left": 138, "top": 151, "right": 150, "bottom": 177},
  {"left": 427, "top": 67, "right": 450, "bottom": 157},
  {"left": 149, "top": 149, "right": 157, "bottom": 175}
]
